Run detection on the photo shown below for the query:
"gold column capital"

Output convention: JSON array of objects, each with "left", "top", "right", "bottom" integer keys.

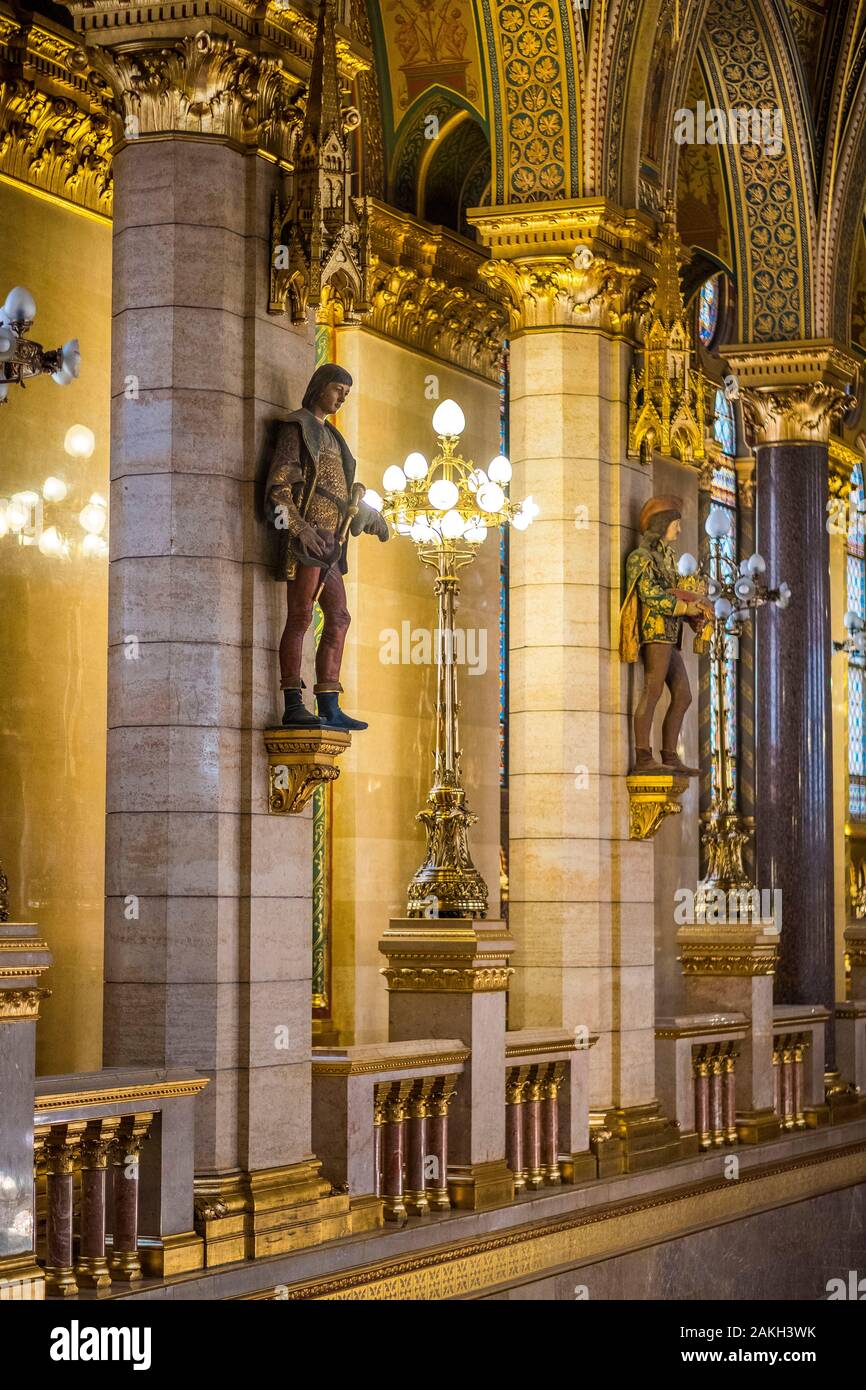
[
  {"left": 723, "top": 341, "right": 859, "bottom": 447},
  {"left": 468, "top": 198, "right": 656, "bottom": 334}
]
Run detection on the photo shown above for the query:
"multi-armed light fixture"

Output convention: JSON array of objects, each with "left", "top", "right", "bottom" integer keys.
[
  {"left": 678, "top": 507, "right": 790, "bottom": 918},
  {"left": 371, "top": 398, "right": 537, "bottom": 917},
  {"left": 0, "top": 286, "right": 80, "bottom": 405}
]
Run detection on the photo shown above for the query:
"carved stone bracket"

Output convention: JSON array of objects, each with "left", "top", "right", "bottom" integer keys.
[
  {"left": 263, "top": 726, "right": 351, "bottom": 815},
  {"left": 626, "top": 773, "right": 688, "bottom": 840}
]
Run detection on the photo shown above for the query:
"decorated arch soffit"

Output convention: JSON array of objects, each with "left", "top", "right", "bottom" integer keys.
[{"left": 697, "top": 0, "right": 816, "bottom": 343}]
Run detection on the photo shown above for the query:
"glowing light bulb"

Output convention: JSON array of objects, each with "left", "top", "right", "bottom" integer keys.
[
  {"left": 467, "top": 469, "right": 487, "bottom": 493},
  {"left": 487, "top": 455, "right": 512, "bottom": 485},
  {"left": 431, "top": 399, "right": 465, "bottom": 437},
  {"left": 476, "top": 481, "right": 505, "bottom": 514},
  {"left": 79, "top": 494, "right": 107, "bottom": 535},
  {"left": 82, "top": 533, "right": 107, "bottom": 558},
  {"left": 64, "top": 424, "right": 95, "bottom": 459},
  {"left": 403, "top": 452, "right": 428, "bottom": 481},
  {"left": 441, "top": 509, "right": 466, "bottom": 539},
  {"left": 4, "top": 286, "right": 36, "bottom": 324},
  {"left": 512, "top": 511, "right": 530, "bottom": 531},
  {"left": 363, "top": 488, "right": 384, "bottom": 512},
  {"left": 705, "top": 508, "right": 733, "bottom": 539},
  {"left": 43, "top": 476, "right": 68, "bottom": 502},
  {"left": 383, "top": 465, "right": 407, "bottom": 493},
  {"left": 6, "top": 501, "right": 28, "bottom": 531},
  {"left": 410, "top": 518, "right": 436, "bottom": 543},
  {"left": 714, "top": 597, "right": 733, "bottom": 620},
  {"left": 38, "top": 526, "right": 63, "bottom": 557},
  {"left": 428, "top": 477, "right": 459, "bottom": 511},
  {"left": 677, "top": 552, "right": 698, "bottom": 577},
  {"left": 464, "top": 520, "right": 488, "bottom": 542}
]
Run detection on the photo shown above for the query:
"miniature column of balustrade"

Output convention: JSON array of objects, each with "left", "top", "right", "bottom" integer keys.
[
  {"left": 34, "top": 1113, "right": 153, "bottom": 1296},
  {"left": 772, "top": 1030, "right": 808, "bottom": 1129},
  {"left": 505, "top": 1061, "right": 566, "bottom": 1192},
  {"left": 691, "top": 1043, "right": 739, "bottom": 1150},
  {"left": 374, "top": 1075, "right": 459, "bottom": 1222}
]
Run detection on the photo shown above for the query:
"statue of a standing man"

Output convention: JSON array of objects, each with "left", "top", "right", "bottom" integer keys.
[
  {"left": 265, "top": 363, "right": 388, "bottom": 730},
  {"left": 619, "top": 495, "right": 711, "bottom": 775}
]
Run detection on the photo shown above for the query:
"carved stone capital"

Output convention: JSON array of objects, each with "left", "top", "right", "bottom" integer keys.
[
  {"left": 724, "top": 342, "right": 859, "bottom": 447},
  {"left": 479, "top": 253, "right": 642, "bottom": 333},
  {"left": 468, "top": 198, "right": 656, "bottom": 335},
  {"left": 79, "top": 30, "right": 304, "bottom": 156},
  {"left": 263, "top": 726, "right": 351, "bottom": 815}
]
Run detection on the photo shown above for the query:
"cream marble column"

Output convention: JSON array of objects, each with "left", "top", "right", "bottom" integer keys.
[
  {"left": 69, "top": 12, "right": 358, "bottom": 1261},
  {"left": 470, "top": 204, "right": 672, "bottom": 1138}
]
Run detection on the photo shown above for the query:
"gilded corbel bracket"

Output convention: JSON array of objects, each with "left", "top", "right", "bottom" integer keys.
[
  {"left": 263, "top": 727, "right": 351, "bottom": 815},
  {"left": 626, "top": 773, "right": 688, "bottom": 840}
]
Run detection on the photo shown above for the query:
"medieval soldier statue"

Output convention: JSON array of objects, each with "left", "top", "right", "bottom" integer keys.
[
  {"left": 265, "top": 363, "right": 388, "bottom": 730},
  {"left": 620, "top": 494, "right": 712, "bottom": 775}
]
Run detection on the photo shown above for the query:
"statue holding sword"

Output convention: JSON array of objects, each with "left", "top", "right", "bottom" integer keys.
[{"left": 265, "top": 363, "right": 389, "bottom": 730}]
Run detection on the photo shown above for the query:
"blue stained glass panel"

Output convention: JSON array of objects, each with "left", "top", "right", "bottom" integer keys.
[
  {"left": 714, "top": 388, "right": 736, "bottom": 458},
  {"left": 698, "top": 277, "right": 720, "bottom": 347},
  {"left": 848, "top": 463, "right": 866, "bottom": 817}
]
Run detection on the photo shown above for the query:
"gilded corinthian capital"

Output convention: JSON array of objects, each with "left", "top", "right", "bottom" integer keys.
[
  {"left": 724, "top": 342, "right": 859, "bottom": 447},
  {"left": 468, "top": 198, "right": 655, "bottom": 334},
  {"left": 75, "top": 30, "right": 304, "bottom": 158}
]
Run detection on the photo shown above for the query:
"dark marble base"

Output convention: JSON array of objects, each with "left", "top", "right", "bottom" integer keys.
[{"left": 484, "top": 1182, "right": 866, "bottom": 1300}]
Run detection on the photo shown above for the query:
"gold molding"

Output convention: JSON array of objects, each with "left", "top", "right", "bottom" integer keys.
[
  {"left": 380, "top": 966, "right": 514, "bottom": 993},
  {"left": 35, "top": 1077, "right": 209, "bottom": 1110},
  {"left": 655, "top": 1020, "right": 750, "bottom": 1040},
  {"left": 312, "top": 1050, "right": 469, "bottom": 1075},
  {"left": 626, "top": 773, "right": 688, "bottom": 840},
  {"left": 263, "top": 726, "right": 351, "bottom": 815},
  {"left": 679, "top": 945, "right": 778, "bottom": 977},
  {"left": 260, "top": 1141, "right": 866, "bottom": 1299},
  {"left": 359, "top": 201, "right": 507, "bottom": 381}
]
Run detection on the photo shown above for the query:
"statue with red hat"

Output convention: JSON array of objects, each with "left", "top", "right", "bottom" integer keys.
[{"left": 619, "top": 495, "right": 712, "bottom": 775}]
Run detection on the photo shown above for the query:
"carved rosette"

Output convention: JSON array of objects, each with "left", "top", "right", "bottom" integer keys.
[
  {"left": 263, "top": 727, "right": 351, "bottom": 815},
  {"left": 626, "top": 774, "right": 688, "bottom": 840}
]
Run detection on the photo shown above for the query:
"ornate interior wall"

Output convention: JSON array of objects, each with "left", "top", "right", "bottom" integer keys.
[{"left": 0, "top": 177, "right": 110, "bottom": 1073}]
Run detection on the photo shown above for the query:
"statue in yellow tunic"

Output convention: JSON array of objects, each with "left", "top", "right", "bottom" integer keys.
[{"left": 620, "top": 495, "right": 712, "bottom": 775}]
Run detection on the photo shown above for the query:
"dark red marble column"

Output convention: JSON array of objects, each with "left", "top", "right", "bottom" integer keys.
[{"left": 755, "top": 441, "right": 835, "bottom": 1064}]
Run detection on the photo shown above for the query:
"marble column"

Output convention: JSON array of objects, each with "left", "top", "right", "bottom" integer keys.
[
  {"left": 70, "top": 12, "right": 357, "bottom": 1263},
  {"left": 469, "top": 204, "right": 681, "bottom": 1169},
  {"left": 732, "top": 343, "right": 859, "bottom": 1073}
]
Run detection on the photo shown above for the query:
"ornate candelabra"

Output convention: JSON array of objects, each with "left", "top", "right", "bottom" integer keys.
[
  {"left": 679, "top": 507, "right": 790, "bottom": 920},
  {"left": 376, "top": 399, "right": 536, "bottom": 918},
  {"left": 0, "top": 286, "right": 80, "bottom": 405}
]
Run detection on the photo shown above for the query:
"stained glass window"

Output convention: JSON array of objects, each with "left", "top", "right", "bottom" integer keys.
[
  {"left": 698, "top": 276, "right": 720, "bottom": 347},
  {"left": 848, "top": 463, "right": 866, "bottom": 819},
  {"left": 714, "top": 387, "right": 736, "bottom": 458},
  {"left": 706, "top": 461, "right": 738, "bottom": 806}
]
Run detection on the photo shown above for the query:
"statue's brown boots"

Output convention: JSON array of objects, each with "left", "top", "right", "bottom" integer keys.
[
  {"left": 632, "top": 747, "right": 663, "bottom": 773},
  {"left": 661, "top": 749, "right": 699, "bottom": 777}
]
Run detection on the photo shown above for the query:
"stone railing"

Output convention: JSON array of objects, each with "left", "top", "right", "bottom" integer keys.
[
  {"left": 311, "top": 1042, "right": 468, "bottom": 1225},
  {"left": 34, "top": 1069, "right": 208, "bottom": 1295},
  {"left": 771, "top": 1005, "right": 828, "bottom": 1129},
  {"left": 656, "top": 1014, "right": 750, "bottom": 1150},
  {"left": 504, "top": 1029, "right": 597, "bottom": 1190},
  {"left": 836, "top": 1001, "right": 866, "bottom": 1095}
]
